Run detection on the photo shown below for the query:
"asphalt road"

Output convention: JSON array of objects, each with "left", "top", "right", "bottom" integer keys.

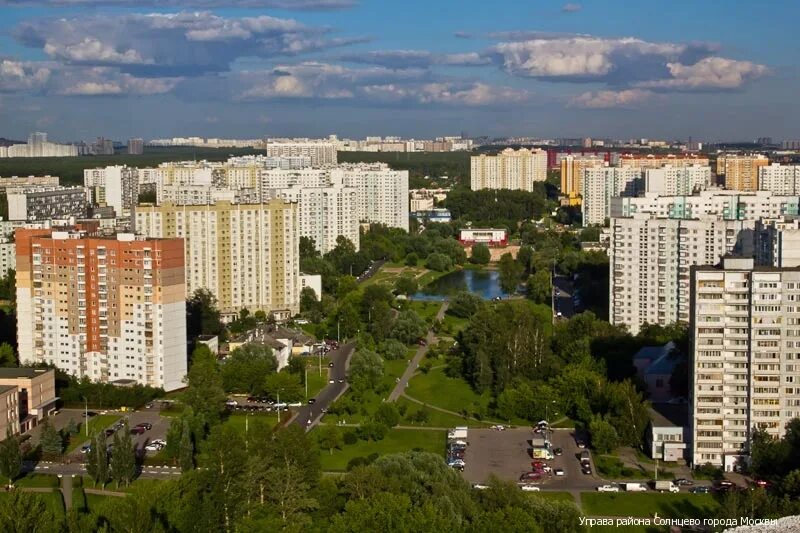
[
  {"left": 388, "top": 301, "right": 448, "bottom": 402},
  {"left": 290, "top": 342, "right": 355, "bottom": 431},
  {"left": 553, "top": 275, "right": 576, "bottom": 319}
]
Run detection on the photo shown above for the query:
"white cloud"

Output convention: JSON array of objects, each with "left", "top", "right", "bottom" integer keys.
[
  {"left": 569, "top": 89, "right": 653, "bottom": 108},
  {"left": 54, "top": 68, "right": 181, "bottom": 95},
  {"left": 0, "top": 60, "right": 51, "bottom": 91},
  {"left": 44, "top": 38, "right": 151, "bottom": 65},
  {"left": 637, "top": 57, "right": 770, "bottom": 90},
  {"left": 341, "top": 50, "right": 489, "bottom": 69},
  {"left": 0, "top": 0, "right": 355, "bottom": 9},
  {"left": 562, "top": 3, "right": 581, "bottom": 13}
]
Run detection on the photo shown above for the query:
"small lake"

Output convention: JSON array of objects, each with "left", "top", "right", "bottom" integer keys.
[{"left": 411, "top": 269, "right": 511, "bottom": 301}]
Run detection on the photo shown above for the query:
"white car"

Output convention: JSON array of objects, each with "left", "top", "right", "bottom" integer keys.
[
  {"left": 448, "top": 459, "right": 466, "bottom": 467},
  {"left": 554, "top": 468, "right": 564, "bottom": 476},
  {"left": 472, "top": 484, "right": 489, "bottom": 490},
  {"left": 520, "top": 485, "right": 540, "bottom": 492},
  {"left": 597, "top": 485, "right": 620, "bottom": 492},
  {"left": 144, "top": 442, "right": 164, "bottom": 452}
]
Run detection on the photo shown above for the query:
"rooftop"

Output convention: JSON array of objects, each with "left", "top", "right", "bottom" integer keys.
[{"left": 0, "top": 367, "right": 53, "bottom": 379}]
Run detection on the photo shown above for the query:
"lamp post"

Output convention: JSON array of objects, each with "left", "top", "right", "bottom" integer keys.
[{"left": 83, "top": 396, "right": 88, "bottom": 437}]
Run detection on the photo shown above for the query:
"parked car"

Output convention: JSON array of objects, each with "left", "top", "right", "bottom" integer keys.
[
  {"left": 553, "top": 447, "right": 563, "bottom": 456},
  {"left": 521, "top": 485, "right": 541, "bottom": 492},
  {"left": 674, "top": 478, "right": 694, "bottom": 486},
  {"left": 225, "top": 400, "right": 238, "bottom": 407},
  {"left": 690, "top": 486, "right": 710, "bottom": 494},
  {"left": 136, "top": 423, "right": 152, "bottom": 431},
  {"left": 554, "top": 468, "right": 565, "bottom": 476},
  {"left": 308, "top": 398, "right": 316, "bottom": 404},
  {"left": 597, "top": 485, "right": 619, "bottom": 492},
  {"left": 104, "top": 428, "right": 115, "bottom": 437},
  {"left": 472, "top": 484, "right": 488, "bottom": 490},
  {"left": 576, "top": 439, "right": 586, "bottom": 448},
  {"left": 144, "top": 442, "right": 163, "bottom": 452},
  {"left": 80, "top": 444, "right": 92, "bottom": 454},
  {"left": 328, "top": 362, "right": 334, "bottom": 367},
  {"left": 130, "top": 426, "right": 146, "bottom": 435},
  {"left": 581, "top": 465, "right": 592, "bottom": 475},
  {"left": 752, "top": 479, "right": 771, "bottom": 489},
  {"left": 520, "top": 472, "right": 542, "bottom": 481}
]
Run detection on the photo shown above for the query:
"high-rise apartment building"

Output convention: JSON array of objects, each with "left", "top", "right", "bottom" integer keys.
[
  {"left": 470, "top": 148, "right": 547, "bottom": 192},
  {"left": 690, "top": 257, "right": 800, "bottom": 470},
  {"left": 0, "top": 133, "right": 78, "bottom": 158},
  {"left": 559, "top": 154, "right": 606, "bottom": 202},
  {"left": 265, "top": 141, "right": 337, "bottom": 166},
  {"left": 755, "top": 217, "right": 800, "bottom": 268},
  {"left": 15, "top": 227, "right": 187, "bottom": 391},
  {"left": 134, "top": 200, "right": 300, "bottom": 320},
  {"left": 330, "top": 164, "right": 409, "bottom": 232},
  {"left": 611, "top": 190, "right": 800, "bottom": 220},
  {"left": 581, "top": 167, "right": 642, "bottom": 225},
  {"left": 84, "top": 166, "right": 139, "bottom": 218},
  {"left": 717, "top": 154, "right": 769, "bottom": 191},
  {"left": 127, "top": 138, "right": 144, "bottom": 155},
  {"left": 0, "top": 175, "right": 59, "bottom": 193},
  {"left": 758, "top": 163, "right": 800, "bottom": 194},
  {"left": 619, "top": 154, "right": 709, "bottom": 170},
  {"left": 5, "top": 186, "right": 87, "bottom": 221},
  {"left": 610, "top": 214, "right": 754, "bottom": 334},
  {"left": 644, "top": 165, "right": 711, "bottom": 195}
]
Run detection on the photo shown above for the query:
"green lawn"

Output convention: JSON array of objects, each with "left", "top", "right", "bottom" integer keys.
[
  {"left": 406, "top": 366, "right": 490, "bottom": 416},
  {"left": 396, "top": 396, "right": 490, "bottom": 428},
  {"left": 406, "top": 300, "right": 442, "bottom": 325},
  {"left": 222, "top": 412, "right": 280, "bottom": 438},
  {"left": 528, "top": 491, "right": 576, "bottom": 503},
  {"left": 580, "top": 492, "right": 719, "bottom": 519},
  {"left": 319, "top": 428, "right": 446, "bottom": 471},
  {"left": 66, "top": 414, "right": 122, "bottom": 452},
  {"left": 595, "top": 455, "right": 672, "bottom": 480},
  {"left": 14, "top": 473, "right": 60, "bottom": 488},
  {"left": 0, "top": 490, "right": 65, "bottom": 516},
  {"left": 441, "top": 313, "right": 469, "bottom": 335}
]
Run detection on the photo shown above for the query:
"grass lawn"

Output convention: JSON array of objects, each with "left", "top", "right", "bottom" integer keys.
[
  {"left": 222, "top": 412, "right": 280, "bottom": 438},
  {"left": 406, "top": 300, "right": 442, "bottom": 325},
  {"left": 396, "top": 396, "right": 490, "bottom": 428},
  {"left": 441, "top": 313, "right": 469, "bottom": 335},
  {"left": 595, "top": 455, "right": 672, "bottom": 480},
  {"left": 406, "top": 366, "right": 490, "bottom": 416},
  {"left": 66, "top": 414, "right": 121, "bottom": 452},
  {"left": 580, "top": 492, "right": 719, "bottom": 519},
  {"left": 0, "top": 490, "right": 65, "bottom": 516},
  {"left": 319, "top": 428, "right": 446, "bottom": 471},
  {"left": 528, "top": 492, "right": 576, "bottom": 504},
  {"left": 14, "top": 473, "right": 60, "bottom": 488}
]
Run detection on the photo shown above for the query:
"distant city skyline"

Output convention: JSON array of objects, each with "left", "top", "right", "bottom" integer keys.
[{"left": 0, "top": 1, "right": 797, "bottom": 140}]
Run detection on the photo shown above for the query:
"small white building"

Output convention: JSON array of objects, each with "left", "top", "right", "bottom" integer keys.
[
  {"left": 646, "top": 408, "right": 686, "bottom": 462},
  {"left": 459, "top": 228, "right": 507, "bottom": 246},
  {"left": 299, "top": 274, "right": 322, "bottom": 300}
]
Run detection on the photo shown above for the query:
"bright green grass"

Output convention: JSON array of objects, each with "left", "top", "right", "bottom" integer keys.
[
  {"left": 0, "top": 490, "right": 65, "bottom": 516},
  {"left": 441, "top": 312, "right": 469, "bottom": 334},
  {"left": 528, "top": 491, "right": 576, "bottom": 503},
  {"left": 406, "top": 366, "right": 490, "bottom": 415},
  {"left": 406, "top": 300, "right": 442, "bottom": 325},
  {"left": 396, "top": 396, "right": 490, "bottom": 428},
  {"left": 319, "top": 428, "right": 446, "bottom": 471},
  {"left": 580, "top": 492, "right": 719, "bottom": 519},
  {"left": 14, "top": 473, "right": 60, "bottom": 488},
  {"left": 66, "top": 414, "right": 121, "bottom": 452}
]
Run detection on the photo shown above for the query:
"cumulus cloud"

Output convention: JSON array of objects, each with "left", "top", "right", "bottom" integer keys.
[
  {"left": 0, "top": 60, "right": 52, "bottom": 92},
  {"left": 52, "top": 67, "right": 181, "bottom": 95},
  {"left": 569, "top": 89, "right": 653, "bottom": 108},
  {"left": 562, "top": 3, "right": 581, "bottom": 12},
  {"left": 0, "top": 0, "right": 355, "bottom": 9},
  {"left": 636, "top": 57, "right": 770, "bottom": 90},
  {"left": 14, "top": 11, "right": 364, "bottom": 76},
  {"left": 363, "top": 82, "right": 529, "bottom": 106},
  {"left": 340, "top": 49, "right": 489, "bottom": 69}
]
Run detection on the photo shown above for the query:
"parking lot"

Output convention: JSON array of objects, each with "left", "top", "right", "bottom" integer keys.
[
  {"left": 64, "top": 408, "right": 170, "bottom": 459},
  {"left": 462, "top": 428, "right": 600, "bottom": 491}
]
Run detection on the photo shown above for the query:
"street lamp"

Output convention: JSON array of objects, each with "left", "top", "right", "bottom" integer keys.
[
  {"left": 276, "top": 388, "right": 285, "bottom": 424},
  {"left": 82, "top": 396, "right": 88, "bottom": 437}
]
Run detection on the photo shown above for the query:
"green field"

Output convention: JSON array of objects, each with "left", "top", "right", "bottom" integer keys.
[
  {"left": 0, "top": 490, "right": 65, "bottom": 516},
  {"left": 580, "top": 492, "right": 719, "bottom": 519},
  {"left": 396, "top": 396, "right": 488, "bottom": 428},
  {"left": 406, "top": 300, "right": 442, "bottom": 325},
  {"left": 319, "top": 428, "right": 446, "bottom": 471},
  {"left": 14, "top": 473, "right": 60, "bottom": 488},
  {"left": 66, "top": 414, "right": 122, "bottom": 452},
  {"left": 406, "top": 366, "right": 490, "bottom": 416},
  {"left": 529, "top": 491, "right": 576, "bottom": 503}
]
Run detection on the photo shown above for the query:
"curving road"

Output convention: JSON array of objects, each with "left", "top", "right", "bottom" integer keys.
[{"left": 289, "top": 342, "right": 356, "bottom": 432}]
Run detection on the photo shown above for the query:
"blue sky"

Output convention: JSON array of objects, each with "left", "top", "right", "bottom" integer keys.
[{"left": 0, "top": 0, "right": 797, "bottom": 141}]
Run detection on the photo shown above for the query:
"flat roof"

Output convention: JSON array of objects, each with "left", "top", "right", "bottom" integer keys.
[
  {"left": 0, "top": 367, "right": 53, "bottom": 379},
  {"left": 650, "top": 404, "right": 689, "bottom": 428}
]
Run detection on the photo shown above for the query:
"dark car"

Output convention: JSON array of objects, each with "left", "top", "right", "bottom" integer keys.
[
  {"left": 308, "top": 398, "right": 316, "bottom": 405},
  {"left": 520, "top": 472, "right": 542, "bottom": 481},
  {"left": 104, "top": 428, "right": 115, "bottom": 437},
  {"left": 690, "top": 486, "right": 710, "bottom": 494},
  {"left": 130, "top": 426, "right": 146, "bottom": 435},
  {"left": 553, "top": 447, "right": 563, "bottom": 456},
  {"left": 581, "top": 465, "right": 592, "bottom": 475},
  {"left": 136, "top": 422, "right": 152, "bottom": 431},
  {"left": 674, "top": 478, "right": 694, "bottom": 486},
  {"left": 328, "top": 362, "right": 334, "bottom": 368}
]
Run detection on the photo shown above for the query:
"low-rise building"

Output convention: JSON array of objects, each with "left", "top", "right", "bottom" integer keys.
[
  {"left": 299, "top": 274, "right": 322, "bottom": 300},
  {"left": 459, "top": 228, "right": 507, "bottom": 246},
  {"left": 0, "top": 368, "right": 57, "bottom": 433},
  {"left": 646, "top": 407, "right": 687, "bottom": 462},
  {"left": 411, "top": 209, "right": 452, "bottom": 223},
  {"left": 633, "top": 341, "right": 681, "bottom": 403}
]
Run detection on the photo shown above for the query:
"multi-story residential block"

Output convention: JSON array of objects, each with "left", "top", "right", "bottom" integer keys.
[
  {"left": 134, "top": 200, "right": 299, "bottom": 320},
  {"left": 0, "top": 133, "right": 78, "bottom": 158},
  {"left": 611, "top": 189, "right": 800, "bottom": 220},
  {"left": 265, "top": 141, "right": 337, "bottom": 166},
  {"left": 690, "top": 256, "right": 800, "bottom": 470},
  {"left": 619, "top": 153, "right": 709, "bottom": 170},
  {"left": 610, "top": 213, "right": 754, "bottom": 334},
  {"left": 127, "top": 138, "right": 144, "bottom": 155},
  {"left": 15, "top": 227, "right": 187, "bottom": 391},
  {"left": 6, "top": 186, "right": 87, "bottom": 221},
  {"left": 0, "top": 368, "right": 57, "bottom": 434},
  {"left": 758, "top": 163, "right": 800, "bottom": 194},
  {"left": 470, "top": 148, "right": 548, "bottom": 192},
  {"left": 717, "top": 154, "right": 769, "bottom": 191},
  {"left": 330, "top": 164, "right": 409, "bottom": 231},
  {"left": 268, "top": 185, "right": 359, "bottom": 253},
  {"left": 644, "top": 165, "right": 711, "bottom": 195},
  {"left": 84, "top": 166, "right": 139, "bottom": 218},
  {"left": 755, "top": 217, "right": 800, "bottom": 268},
  {"left": 156, "top": 184, "right": 259, "bottom": 206},
  {"left": 581, "top": 167, "right": 642, "bottom": 225},
  {"left": 0, "top": 386, "right": 19, "bottom": 439},
  {"left": 559, "top": 154, "right": 606, "bottom": 202},
  {"left": 0, "top": 175, "right": 59, "bottom": 193},
  {"left": 0, "top": 239, "right": 14, "bottom": 274}
]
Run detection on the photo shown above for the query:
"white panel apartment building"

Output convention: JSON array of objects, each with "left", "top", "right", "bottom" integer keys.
[
  {"left": 755, "top": 217, "right": 800, "bottom": 268},
  {"left": 644, "top": 165, "right": 711, "bottom": 195},
  {"left": 759, "top": 164, "right": 800, "bottom": 194},
  {"left": 470, "top": 148, "right": 547, "bottom": 192},
  {"left": 265, "top": 141, "right": 337, "bottom": 166},
  {"left": 83, "top": 166, "right": 139, "bottom": 217},
  {"left": 610, "top": 213, "right": 754, "bottom": 334},
  {"left": 690, "top": 257, "right": 800, "bottom": 470},
  {"left": 581, "top": 167, "right": 642, "bottom": 225},
  {"left": 611, "top": 190, "right": 800, "bottom": 220},
  {"left": 330, "top": 164, "right": 409, "bottom": 232}
]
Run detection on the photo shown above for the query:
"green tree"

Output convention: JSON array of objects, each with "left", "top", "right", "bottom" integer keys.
[
  {"left": 349, "top": 349, "right": 384, "bottom": 391},
  {"left": 470, "top": 244, "right": 491, "bottom": 265},
  {"left": 110, "top": 421, "right": 137, "bottom": 488},
  {"left": 498, "top": 253, "right": 523, "bottom": 293},
  {"left": 0, "top": 343, "right": 15, "bottom": 367},
  {"left": 0, "top": 491, "right": 58, "bottom": 533},
  {"left": 265, "top": 464, "right": 318, "bottom": 525},
  {"left": 517, "top": 245, "right": 534, "bottom": 275},
  {"left": 334, "top": 298, "right": 361, "bottom": 340},
  {"left": 39, "top": 418, "right": 63, "bottom": 457},
  {"left": 373, "top": 403, "right": 400, "bottom": 428},
  {"left": 448, "top": 291, "right": 483, "bottom": 318},
  {"left": 425, "top": 253, "right": 452, "bottom": 272},
  {"left": 405, "top": 253, "right": 419, "bottom": 267},
  {"left": 319, "top": 425, "right": 344, "bottom": 455},
  {"left": 589, "top": 415, "right": 619, "bottom": 454},
  {"left": 395, "top": 275, "right": 419, "bottom": 296},
  {"left": 85, "top": 431, "right": 109, "bottom": 488},
  {"left": 221, "top": 342, "right": 278, "bottom": 395},
  {"left": 0, "top": 431, "right": 21, "bottom": 487},
  {"left": 265, "top": 371, "right": 304, "bottom": 402},
  {"left": 299, "top": 236, "right": 319, "bottom": 260},
  {"left": 337, "top": 276, "right": 359, "bottom": 299},
  {"left": 65, "top": 418, "right": 79, "bottom": 436},
  {"left": 183, "top": 344, "right": 227, "bottom": 434},
  {"left": 186, "top": 288, "right": 225, "bottom": 340},
  {"left": 378, "top": 339, "right": 407, "bottom": 361},
  {"left": 526, "top": 270, "right": 552, "bottom": 305},
  {"left": 179, "top": 417, "right": 194, "bottom": 472},
  {"left": 299, "top": 286, "right": 320, "bottom": 318},
  {"left": 390, "top": 310, "right": 427, "bottom": 344},
  {"left": 368, "top": 300, "right": 394, "bottom": 342}
]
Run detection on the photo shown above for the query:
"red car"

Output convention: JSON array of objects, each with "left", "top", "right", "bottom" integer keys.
[
  {"left": 519, "top": 471, "right": 542, "bottom": 481},
  {"left": 130, "top": 426, "right": 146, "bottom": 435}
]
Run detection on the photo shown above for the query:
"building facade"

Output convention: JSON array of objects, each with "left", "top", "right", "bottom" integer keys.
[
  {"left": 718, "top": 154, "right": 770, "bottom": 191},
  {"left": 611, "top": 189, "right": 800, "bottom": 220},
  {"left": 84, "top": 166, "right": 139, "bottom": 218},
  {"left": 619, "top": 154, "right": 710, "bottom": 170},
  {"left": 330, "top": 164, "right": 409, "bottom": 232},
  {"left": 755, "top": 217, "right": 800, "bottom": 268},
  {"left": 459, "top": 228, "right": 507, "bottom": 246},
  {"left": 644, "top": 165, "right": 711, "bottom": 195},
  {"left": 559, "top": 154, "right": 606, "bottom": 202},
  {"left": 690, "top": 257, "right": 800, "bottom": 470},
  {"left": 134, "top": 200, "right": 300, "bottom": 320},
  {"left": 581, "top": 167, "right": 642, "bottom": 225},
  {"left": 6, "top": 186, "right": 87, "bottom": 221},
  {"left": 127, "top": 138, "right": 144, "bottom": 155},
  {"left": 471, "top": 148, "right": 547, "bottom": 192},
  {"left": 0, "top": 368, "right": 57, "bottom": 434},
  {"left": 0, "top": 175, "right": 59, "bottom": 193},
  {"left": 759, "top": 164, "right": 800, "bottom": 194},
  {"left": 15, "top": 227, "right": 187, "bottom": 391},
  {"left": 265, "top": 141, "right": 337, "bottom": 166}
]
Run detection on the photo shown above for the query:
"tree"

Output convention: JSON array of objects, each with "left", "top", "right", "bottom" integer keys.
[
  {"left": 264, "top": 371, "right": 304, "bottom": 403},
  {"left": 0, "top": 491, "right": 58, "bottom": 533},
  {"left": 85, "top": 431, "right": 109, "bottom": 488},
  {"left": 221, "top": 342, "right": 278, "bottom": 395},
  {"left": 405, "top": 253, "right": 419, "bottom": 267},
  {"left": 337, "top": 276, "right": 359, "bottom": 299},
  {"left": 390, "top": 310, "right": 427, "bottom": 344},
  {"left": 349, "top": 349, "right": 384, "bottom": 391},
  {"left": 299, "top": 236, "right": 319, "bottom": 260},
  {"left": 425, "top": 253, "right": 452, "bottom": 272},
  {"left": 186, "top": 288, "right": 225, "bottom": 340},
  {"left": 589, "top": 415, "right": 619, "bottom": 454},
  {"left": 179, "top": 417, "right": 194, "bottom": 472},
  {"left": 264, "top": 464, "right": 318, "bottom": 525},
  {"left": 0, "top": 343, "right": 15, "bottom": 367},
  {"left": 526, "top": 270, "right": 551, "bottom": 305},
  {"left": 470, "top": 244, "right": 491, "bottom": 265},
  {"left": 39, "top": 418, "right": 63, "bottom": 457},
  {"left": 0, "top": 431, "right": 21, "bottom": 487},
  {"left": 395, "top": 275, "right": 419, "bottom": 296},
  {"left": 334, "top": 298, "right": 361, "bottom": 340},
  {"left": 182, "top": 344, "right": 227, "bottom": 434},
  {"left": 300, "top": 286, "right": 320, "bottom": 318},
  {"left": 448, "top": 291, "right": 483, "bottom": 318},
  {"left": 319, "top": 425, "right": 344, "bottom": 455},
  {"left": 65, "top": 418, "right": 79, "bottom": 436},
  {"left": 378, "top": 339, "right": 407, "bottom": 361},
  {"left": 517, "top": 245, "right": 534, "bottom": 275},
  {"left": 498, "top": 253, "right": 523, "bottom": 293},
  {"left": 373, "top": 403, "right": 400, "bottom": 428},
  {"left": 110, "top": 422, "right": 137, "bottom": 488},
  {"left": 368, "top": 301, "right": 394, "bottom": 342}
]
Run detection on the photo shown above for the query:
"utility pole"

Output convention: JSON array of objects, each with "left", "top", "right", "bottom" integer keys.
[
  {"left": 83, "top": 397, "right": 88, "bottom": 437},
  {"left": 337, "top": 320, "right": 340, "bottom": 343},
  {"left": 305, "top": 365, "right": 308, "bottom": 399}
]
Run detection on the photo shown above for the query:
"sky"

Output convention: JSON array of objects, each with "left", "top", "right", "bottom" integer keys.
[{"left": 0, "top": 0, "right": 797, "bottom": 142}]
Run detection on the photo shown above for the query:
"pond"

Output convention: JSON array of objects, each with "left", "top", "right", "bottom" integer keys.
[{"left": 411, "top": 269, "right": 510, "bottom": 301}]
